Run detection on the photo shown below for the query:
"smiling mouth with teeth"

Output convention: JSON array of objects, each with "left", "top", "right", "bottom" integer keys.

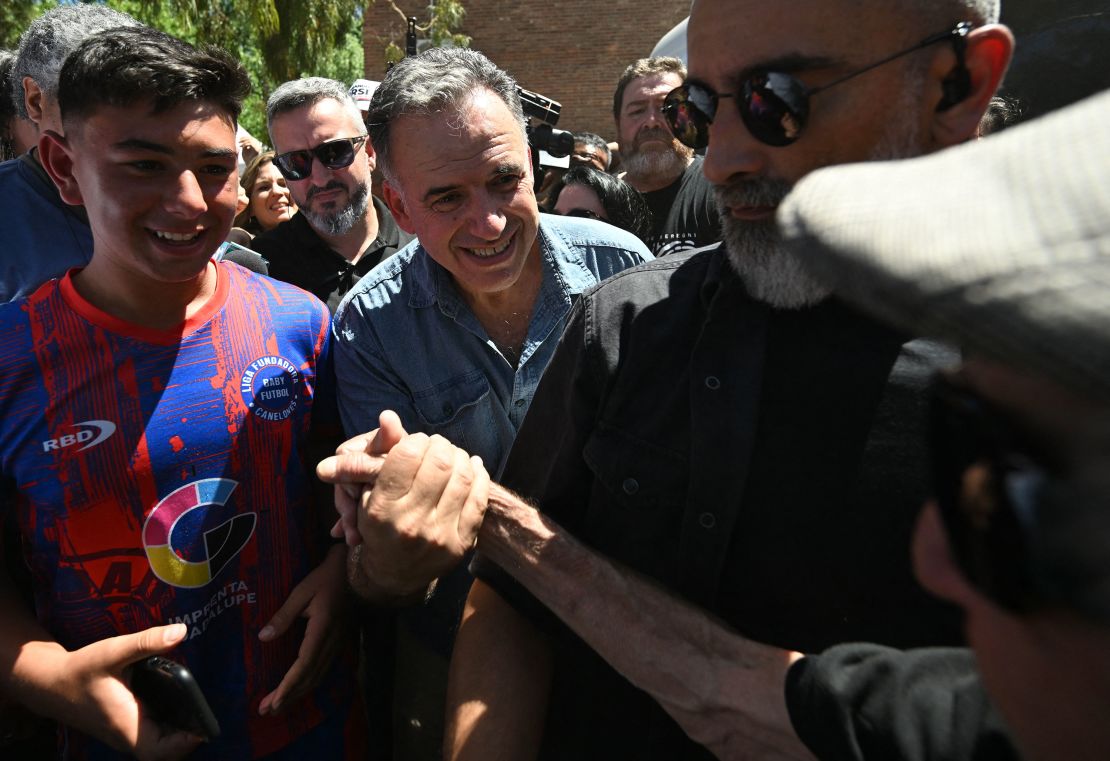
[
  {"left": 467, "top": 237, "right": 512, "bottom": 259},
  {"left": 153, "top": 230, "right": 202, "bottom": 243}
]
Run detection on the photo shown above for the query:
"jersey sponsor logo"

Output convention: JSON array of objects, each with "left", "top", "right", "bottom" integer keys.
[
  {"left": 168, "top": 580, "right": 259, "bottom": 641},
  {"left": 41, "top": 419, "right": 117, "bottom": 453},
  {"left": 143, "top": 478, "right": 257, "bottom": 589},
  {"left": 240, "top": 355, "right": 301, "bottom": 422}
]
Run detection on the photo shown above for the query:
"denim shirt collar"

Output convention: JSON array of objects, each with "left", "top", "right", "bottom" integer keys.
[{"left": 403, "top": 216, "right": 598, "bottom": 366}]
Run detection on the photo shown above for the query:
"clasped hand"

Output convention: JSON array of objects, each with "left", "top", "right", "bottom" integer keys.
[{"left": 316, "top": 411, "right": 490, "bottom": 599}]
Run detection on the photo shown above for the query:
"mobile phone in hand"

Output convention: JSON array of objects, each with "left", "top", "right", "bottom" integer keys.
[{"left": 129, "top": 656, "right": 221, "bottom": 740}]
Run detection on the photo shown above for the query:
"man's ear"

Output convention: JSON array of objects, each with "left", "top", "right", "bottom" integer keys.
[
  {"left": 38, "top": 129, "right": 84, "bottom": 206},
  {"left": 928, "top": 24, "right": 1015, "bottom": 149},
  {"left": 364, "top": 138, "right": 377, "bottom": 174},
  {"left": 22, "top": 77, "right": 45, "bottom": 126},
  {"left": 381, "top": 180, "right": 416, "bottom": 235}
]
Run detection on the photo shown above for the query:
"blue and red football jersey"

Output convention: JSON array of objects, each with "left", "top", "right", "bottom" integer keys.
[{"left": 0, "top": 263, "right": 356, "bottom": 759}]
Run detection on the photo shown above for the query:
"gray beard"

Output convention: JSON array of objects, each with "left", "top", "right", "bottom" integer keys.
[
  {"left": 622, "top": 142, "right": 692, "bottom": 188},
  {"left": 719, "top": 182, "right": 831, "bottom": 310},
  {"left": 303, "top": 183, "right": 371, "bottom": 236},
  {"left": 722, "top": 106, "right": 924, "bottom": 310}
]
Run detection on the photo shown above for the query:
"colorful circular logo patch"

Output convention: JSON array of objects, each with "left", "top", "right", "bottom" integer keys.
[
  {"left": 240, "top": 355, "right": 300, "bottom": 421},
  {"left": 143, "top": 478, "right": 256, "bottom": 589}
]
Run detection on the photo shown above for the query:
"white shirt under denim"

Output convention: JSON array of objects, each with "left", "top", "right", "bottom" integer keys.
[{"left": 331, "top": 213, "right": 652, "bottom": 476}]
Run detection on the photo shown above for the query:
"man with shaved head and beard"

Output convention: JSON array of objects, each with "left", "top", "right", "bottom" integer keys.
[{"left": 437, "top": 0, "right": 1015, "bottom": 758}]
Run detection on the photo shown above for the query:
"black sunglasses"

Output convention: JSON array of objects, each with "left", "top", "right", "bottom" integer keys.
[
  {"left": 928, "top": 375, "right": 1050, "bottom": 614},
  {"left": 663, "top": 21, "right": 972, "bottom": 149},
  {"left": 273, "top": 136, "right": 368, "bottom": 181}
]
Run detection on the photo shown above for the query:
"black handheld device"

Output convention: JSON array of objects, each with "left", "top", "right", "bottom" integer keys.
[{"left": 130, "top": 656, "right": 221, "bottom": 740}]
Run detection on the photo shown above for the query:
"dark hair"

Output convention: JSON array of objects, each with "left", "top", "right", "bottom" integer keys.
[
  {"left": 573, "top": 131, "right": 611, "bottom": 170},
  {"left": 0, "top": 49, "right": 19, "bottom": 160},
  {"left": 547, "top": 165, "right": 653, "bottom": 244},
  {"left": 367, "top": 47, "right": 525, "bottom": 182},
  {"left": 266, "top": 77, "right": 365, "bottom": 138},
  {"left": 613, "top": 56, "right": 686, "bottom": 124},
  {"left": 57, "top": 26, "right": 251, "bottom": 126}
]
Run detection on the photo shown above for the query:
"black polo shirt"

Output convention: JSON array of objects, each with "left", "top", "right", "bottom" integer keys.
[{"left": 251, "top": 195, "right": 414, "bottom": 313}]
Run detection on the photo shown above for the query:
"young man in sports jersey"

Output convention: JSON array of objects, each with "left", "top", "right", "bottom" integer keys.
[{"left": 0, "top": 27, "right": 363, "bottom": 760}]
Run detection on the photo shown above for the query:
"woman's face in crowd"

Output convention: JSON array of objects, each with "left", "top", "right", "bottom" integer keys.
[
  {"left": 249, "top": 160, "right": 297, "bottom": 230},
  {"left": 553, "top": 183, "right": 608, "bottom": 222}
]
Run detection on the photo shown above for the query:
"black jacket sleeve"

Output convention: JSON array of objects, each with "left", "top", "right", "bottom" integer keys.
[{"left": 785, "top": 644, "right": 1021, "bottom": 761}]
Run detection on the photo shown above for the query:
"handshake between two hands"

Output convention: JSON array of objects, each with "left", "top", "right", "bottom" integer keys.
[{"left": 316, "top": 409, "right": 492, "bottom": 599}]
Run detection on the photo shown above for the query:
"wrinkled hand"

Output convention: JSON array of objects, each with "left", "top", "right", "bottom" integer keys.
[
  {"left": 54, "top": 624, "right": 202, "bottom": 760},
  {"left": 258, "top": 545, "right": 351, "bottom": 715},
  {"left": 358, "top": 432, "right": 490, "bottom": 596},
  {"left": 319, "top": 410, "right": 408, "bottom": 547},
  {"left": 318, "top": 421, "right": 490, "bottom": 600}
]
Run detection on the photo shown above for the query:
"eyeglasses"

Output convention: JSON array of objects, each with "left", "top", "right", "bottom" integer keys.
[
  {"left": 273, "top": 136, "right": 368, "bottom": 181},
  {"left": 663, "top": 22, "right": 972, "bottom": 149},
  {"left": 928, "top": 375, "right": 1050, "bottom": 614}
]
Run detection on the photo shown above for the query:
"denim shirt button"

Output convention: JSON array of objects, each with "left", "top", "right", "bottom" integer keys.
[
  {"left": 514, "top": 398, "right": 526, "bottom": 407},
  {"left": 622, "top": 478, "right": 639, "bottom": 495},
  {"left": 704, "top": 375, "right": 721, "bottom": 390},
  {"left": 698, "top": 511, "right": 717, "bottom": 529}
]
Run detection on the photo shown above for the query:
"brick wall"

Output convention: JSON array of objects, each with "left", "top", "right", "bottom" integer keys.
[{"left": 362, "top": 0, "right": 690, "bottom": 141}]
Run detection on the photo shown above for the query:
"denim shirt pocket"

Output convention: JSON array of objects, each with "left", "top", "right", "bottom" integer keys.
[
  {"left": 581, "top": 423, "right": 688, "bottom": 575},
  {"left": 411, "top": 370, "right": 494, "bottom": 454}
]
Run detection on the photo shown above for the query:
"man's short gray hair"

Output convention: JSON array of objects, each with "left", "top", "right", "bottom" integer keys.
[
  {"left": 890, "top": 0, "right": 1001, "bottom": 26},
  {"left": 366, "top": 47, "right": 526, "bottom": 182},
  {"left": 950, "top": 0, "right": 1000, "bottom": 24},
  {"left": 11, "top": 4, "right": 141, "bottom": 120},
  {"left": 266, "top": 77, "right": 366, "bottom": 140}
]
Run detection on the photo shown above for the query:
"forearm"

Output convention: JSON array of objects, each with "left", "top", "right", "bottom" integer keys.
[
  {"left": 477, "top": 485, "right": 814, "bottom": 761},
  {"left": 0, "top": 574, "right": 75, "bottom": 722},
  {"left": 0, "top": 540, "right": 198, "bottom": 757},
  {"left": 7, "top": 640, "right": 69, "bottom": 714},
  {"left": 1, "top": 605, "right": 198, "bottom": 757},
  {"left": 445, "top": 579, "right": 551, "bottom": 761},
  {"left": 346, "top": 541, "right": 428, "bottom": 605}
]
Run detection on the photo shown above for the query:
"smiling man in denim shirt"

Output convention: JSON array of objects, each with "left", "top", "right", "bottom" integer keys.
[
  {"left": 329, "top": 47, "right": 650, "bottom": 757},
  {"left": 333, "top": 47, "right": 651, "bottom": 484}
]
